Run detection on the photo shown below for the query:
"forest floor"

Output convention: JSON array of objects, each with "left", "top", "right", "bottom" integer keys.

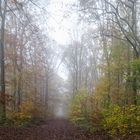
[{"left": 0, "top": 118, "right": 139, "bottom": 140}]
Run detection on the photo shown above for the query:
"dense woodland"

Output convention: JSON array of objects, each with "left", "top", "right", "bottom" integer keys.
[
  {"left": 67, "top": 0, "right": 140, "bottom": 138},
  {"left": 0, "top": 0, "right": 140, "bottom": 139},
  {"left": 0, "top": 0, "right": 64, "bottom": 125}
]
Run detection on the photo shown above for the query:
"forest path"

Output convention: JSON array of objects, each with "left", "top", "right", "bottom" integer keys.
[{"left": 0, "top": 118, "right": 109, "bottom": 140}]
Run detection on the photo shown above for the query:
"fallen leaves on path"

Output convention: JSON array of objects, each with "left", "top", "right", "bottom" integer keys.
[{"left": 0, "top": 118, "right": 110, "bottom": 140}]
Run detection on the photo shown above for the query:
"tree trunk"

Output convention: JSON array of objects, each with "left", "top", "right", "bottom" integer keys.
[{"left": 0, "top": 0, "right": 7, "bottom": 121}]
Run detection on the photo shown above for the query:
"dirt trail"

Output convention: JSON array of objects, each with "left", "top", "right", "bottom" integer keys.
[{"left": 0, "top": 118, "right": 110, "bottom": 140}]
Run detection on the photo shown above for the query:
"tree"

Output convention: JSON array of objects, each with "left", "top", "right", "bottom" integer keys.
[{"left": 0, "top": 0, "right": 7, "bottom": 121}]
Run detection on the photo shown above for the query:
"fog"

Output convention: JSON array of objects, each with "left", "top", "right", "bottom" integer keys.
[{"left": 0, "top": 0, "right": 140, "bottom": 138}]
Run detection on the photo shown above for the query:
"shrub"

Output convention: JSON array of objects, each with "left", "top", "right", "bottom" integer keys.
[
  {"left": 70, "top": 88, "right": 140, "bottom": 137},
  {"left": 102, "top": 104, "right": 140, "bottom": 136},
  {"left": 69, "top": 89, "right": 103, "bottom": 130},
  {"left": 11, "top": 111, "right": 31, "bottom": 126},
  {"left": 70, "top": 90, "right": 89, "bottom": 125},
  {"left": 10, "top": 102, "right": 46, "bottom": 126}
]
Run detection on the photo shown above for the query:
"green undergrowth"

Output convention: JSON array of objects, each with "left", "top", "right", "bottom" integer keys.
[{"left": 69, "top": 90, "right": 140, "bottom": 138}]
